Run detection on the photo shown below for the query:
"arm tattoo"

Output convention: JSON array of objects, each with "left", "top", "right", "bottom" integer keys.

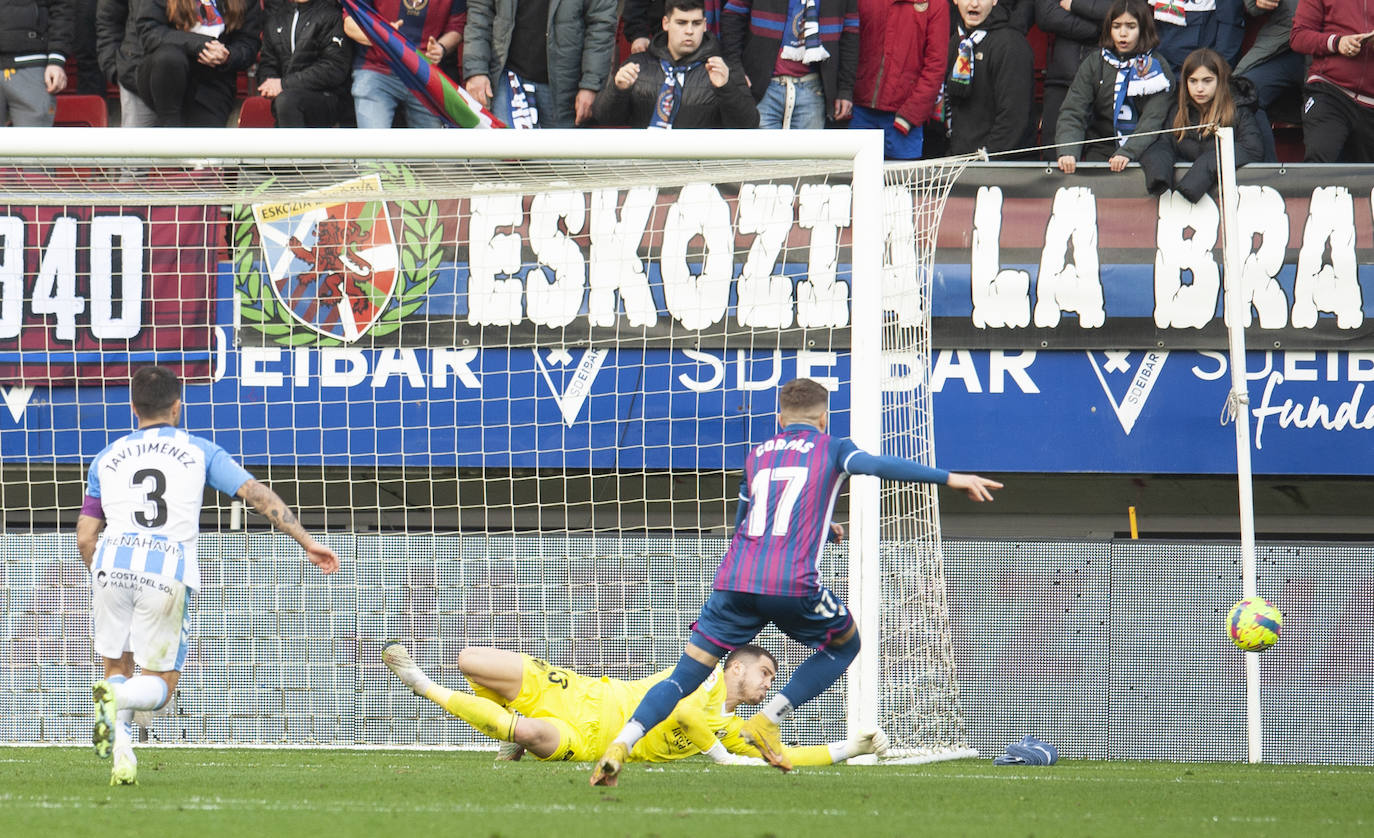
[{"left": 239, "top": 480, "right": 304, "bottom": 540}]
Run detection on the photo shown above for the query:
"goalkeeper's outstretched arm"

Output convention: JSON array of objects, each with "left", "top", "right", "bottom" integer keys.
[{"left": 703, "top": 728, "right": 892, "bottom": 766}]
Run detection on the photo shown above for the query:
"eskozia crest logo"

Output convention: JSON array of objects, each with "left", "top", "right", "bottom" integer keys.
[{"left": 234, "top": 164, "right": 441, "bottom": 346}]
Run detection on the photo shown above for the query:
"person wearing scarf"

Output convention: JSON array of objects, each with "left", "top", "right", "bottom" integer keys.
[
  {"left": 1056, "top": 0, "right": 1175, "bottom": 173},
  {"left": 943, "top": 0, "right": 1035, "bottom": 156},
  {"left": 720, "top": 0, "right": 858, "bottom": 129},
  {"left": 593, "top": 0, "right": 758, "bottom": 128}
]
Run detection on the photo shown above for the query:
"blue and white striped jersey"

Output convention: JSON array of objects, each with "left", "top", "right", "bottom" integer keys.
[{"left": 85, "top": 425, "right": 253, "bottom": 590}]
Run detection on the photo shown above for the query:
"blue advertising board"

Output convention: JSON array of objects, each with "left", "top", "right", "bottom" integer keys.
[{"left": 3, "top": 166, "right": 1374, "bottom": 475}]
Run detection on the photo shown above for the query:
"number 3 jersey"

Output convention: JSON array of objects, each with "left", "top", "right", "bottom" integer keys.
[
  {"left": 84, "top": 425, "right": 253, "bottom": 590},
  {"left": 713, "top": 423, "right": 860, "bottom": 597}
]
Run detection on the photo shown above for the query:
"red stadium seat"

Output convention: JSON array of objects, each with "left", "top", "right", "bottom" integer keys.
[
  {"left": 53, "top": 94, "right": 109, "bottom": 127},
  {"left": 1271, "top": 121, "right": 1305, "bottom": 164},
  {"left": 237, "top": 96, "right": 276, "bottom": 128}
]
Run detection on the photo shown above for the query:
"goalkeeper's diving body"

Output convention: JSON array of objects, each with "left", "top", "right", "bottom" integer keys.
[
  {"left": 590, "top": 377, "right": 1004, "bottom": 785},
  {"left": 382, "top": 642, "right": 889, "bottom": 766}
]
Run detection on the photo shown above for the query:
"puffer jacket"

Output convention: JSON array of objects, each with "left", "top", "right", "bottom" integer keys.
[
  {"left": 1140, "top": 76, "right": 1265, "bottom": 202},
  {"left": 852, "top": 0, "right": 946, "bottom": 126},
  {"left": 592, "top": 30, "right": 757, "bottom": 128},
  {"left": 258, "top": 0, "right": 352, "bottom": 94},
  {"left": 0, "top": 0, "right": 72, "bottom": 69}
]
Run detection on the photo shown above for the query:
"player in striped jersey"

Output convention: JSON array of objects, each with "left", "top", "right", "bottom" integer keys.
[
  {"left": 591, "top": 377, "right": 1002, "bottom": 785},
  {"left": 381, "top": 641, "right": 890, "bottom": 766},
  {"left": 77, "top": 366, "right": 339, "bottom": 786}
]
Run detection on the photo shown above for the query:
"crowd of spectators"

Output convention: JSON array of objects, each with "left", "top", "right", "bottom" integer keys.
[{"left": 1, "top": 0, "right": 1371, "bottom": 166}]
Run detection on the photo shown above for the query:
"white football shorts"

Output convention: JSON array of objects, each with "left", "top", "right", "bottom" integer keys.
[{"left": 90, "top": 567, "right": 191, "bottom": 672}]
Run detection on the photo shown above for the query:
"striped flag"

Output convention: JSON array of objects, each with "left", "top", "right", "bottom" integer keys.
[{"left": 339, "top": 0, "right": 504, "bottom": 128}]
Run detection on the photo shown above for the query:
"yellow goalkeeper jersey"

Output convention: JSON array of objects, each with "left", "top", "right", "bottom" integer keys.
[{"left": 628, "top": 668, "right": 734, "bottom": 763}]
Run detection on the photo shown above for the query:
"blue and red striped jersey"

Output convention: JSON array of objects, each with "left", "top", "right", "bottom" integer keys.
[{"left": 713, "top": 423, "right": 857, "bottom": 596}]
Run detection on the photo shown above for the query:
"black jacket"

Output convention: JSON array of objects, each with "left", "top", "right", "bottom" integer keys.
[
  {"left": 95, "top": 0, "right": 137, "bottom": 88},
  {"left": 593, "top": 31, "right": 758, "bottom": 128},
  {"left": 1140, "top": 77, "right": 1265, "bottom": 203},
  {"left": 0, "top": 0, "right": 72, "bottom": 68},
  {"left": 944, "top": 5, "right": 1034, "bottom": 155},
  {"left": 136, "top": 0, "right": 262, "bottom": 79},
  {"left": 258, "top": 0, "right": 351, "bottom": 94},
  {"left": 1033, "top": 0, "right": 1112, "bottom": 89},
  {"left": 622, "top": 0, "right": 665, "bottom": 44}
]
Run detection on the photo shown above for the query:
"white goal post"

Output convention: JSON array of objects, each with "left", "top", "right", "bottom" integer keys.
[{"left": 0, "top": 128, "right": 977, "bottom": 760}]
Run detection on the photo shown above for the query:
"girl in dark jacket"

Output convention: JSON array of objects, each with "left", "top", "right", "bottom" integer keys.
[
  {"left": 1140, "top": 47, "right": 1264, "bottom": 203},
  {"left": 1055, "top": 0, "right": 1173, "bottom": 174},
  {"left": 135, "top": 0, "right": 262, "bottom": 126}
]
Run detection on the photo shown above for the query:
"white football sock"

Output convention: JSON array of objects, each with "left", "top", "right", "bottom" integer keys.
[
  {"left": 114, "top": 675, "right": 168, "bottom": 711},
  {"left": 761, "top": 694, "right": 793, "bottom": 725},
  {"left": 116, "top": 709, "right": 134, "bottom": 749},
  {"left": 612, "top": 720, "right": 646, "bottom": 750}
]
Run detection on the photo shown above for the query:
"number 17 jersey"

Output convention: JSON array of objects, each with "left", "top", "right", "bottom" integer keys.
[
  {"left": 85, "top": 425, "right": 253, "bottom": 590},
  {"left": 713, "top": 423, "right": 860, "bottom": 597}
]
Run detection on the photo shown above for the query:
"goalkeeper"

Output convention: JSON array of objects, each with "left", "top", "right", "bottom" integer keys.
[{"left": 382, "top": 642, "right": 888, "bottom": 766}]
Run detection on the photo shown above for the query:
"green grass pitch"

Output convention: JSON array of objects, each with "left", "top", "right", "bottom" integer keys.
[{"left": 2, "top": 747, "right": 1371, "bottom": 837}]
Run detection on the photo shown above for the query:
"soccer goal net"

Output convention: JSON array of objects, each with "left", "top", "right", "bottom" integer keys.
[{"left": 0, "top": 128, "right": 977, "bottom": 759}]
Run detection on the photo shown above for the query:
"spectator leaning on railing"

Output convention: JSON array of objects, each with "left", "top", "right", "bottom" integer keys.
[
  {"left": 1056, "top": 0, "right": 1174, "bottom": 174},
  {"left": 1140, "top": 47, "right": 1264, "bottom": 202},
  {"left": 1289, "top": 0, "right": 1374, "bottom": 163},
  {"left": 0, "top": 0, "right": 71, "bottom": 127}
]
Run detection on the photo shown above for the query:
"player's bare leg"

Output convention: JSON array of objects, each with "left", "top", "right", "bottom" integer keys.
[
  {"left": 455, "top": 648, "right": 536, "bottom": 760},
  {"left": 92, "top": 652, "right": 134, "bottom": 759},
  {"left": 384, "top": 643, "right": 561, "bottom": 758},
  {"left": 95, "top": 654, "right": 174, "bottom": 785},
  {"left": 454, "top": 647, "right": 525, "bottom": 702}
]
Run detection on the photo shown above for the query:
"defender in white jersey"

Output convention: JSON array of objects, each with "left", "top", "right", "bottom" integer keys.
[{"left": 77, "top": 366, "right": 340, "bottom": 786}]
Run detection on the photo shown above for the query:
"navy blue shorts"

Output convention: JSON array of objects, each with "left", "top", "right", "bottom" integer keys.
[{"left": 690, "top": 587, "right": 855, "bottom": 655}]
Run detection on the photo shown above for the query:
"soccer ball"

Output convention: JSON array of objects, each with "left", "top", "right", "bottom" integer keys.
[{"left": 1227, "top": 597, "right": 1282, "bottom": 652}]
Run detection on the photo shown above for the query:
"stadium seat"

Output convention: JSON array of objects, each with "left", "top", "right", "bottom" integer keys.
[
  {"left": 1271, "top": 121, "right": 1305, "bottom": 164},
  {"left": 237, "top": 96, "right": 276, "bottom": 128},
  {"left": 53, "top": 94, "right": 109, "bottom": 127}
]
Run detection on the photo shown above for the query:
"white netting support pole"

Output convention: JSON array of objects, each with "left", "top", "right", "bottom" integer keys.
[
  {"left": 1216, "top": 126, "right": 1262, "bottom": 764},
  {"left": 846, "top": 131, "right": 886, "bottom": 758}
]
